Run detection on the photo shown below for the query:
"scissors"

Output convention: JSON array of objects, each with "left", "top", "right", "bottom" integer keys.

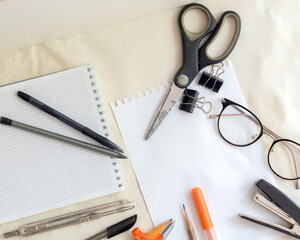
[{"left": 145, "top": 3, "right": 241, "bottom": 140}]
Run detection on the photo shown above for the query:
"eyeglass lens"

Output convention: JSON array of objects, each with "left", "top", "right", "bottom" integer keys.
[
  {"left": 269, "top": 140, "right": 300, "bottom": 180},
  {"left": 218, "top": 104, "right": 262, "bottom": 146}
]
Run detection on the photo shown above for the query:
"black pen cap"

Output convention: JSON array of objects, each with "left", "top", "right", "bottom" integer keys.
[
  {"left": 107, "top": 214, "right": 137, "bottom": 238},
  {"left": 0, "top": 117, "right": 13, "bottom": 125},
  {"left": 17, "top": 91, "right": 31, "bottom": 101}
]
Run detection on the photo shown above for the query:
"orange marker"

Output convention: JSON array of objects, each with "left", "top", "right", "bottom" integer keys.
[{"left": 192, "top": 187, "right": 218, "bottom": 240}]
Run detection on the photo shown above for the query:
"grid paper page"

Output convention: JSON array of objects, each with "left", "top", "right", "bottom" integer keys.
[{"left": 0, "top": 65, "right": 123, "bottom": 224}]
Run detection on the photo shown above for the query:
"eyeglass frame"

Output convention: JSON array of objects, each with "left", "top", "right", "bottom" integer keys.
[{"left": 212, "top": 98, "right": 300, "bottom": 181}]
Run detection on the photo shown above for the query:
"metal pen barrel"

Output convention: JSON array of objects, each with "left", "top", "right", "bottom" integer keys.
[
  {"left": 85, "top": 231, "right": 107, "bottom": 240},
  {"left": 12, "top": 121, "right": 126, "bottom": 159},
  {"left": 0, "top": 117, "right": 126, "bottom": 159}
]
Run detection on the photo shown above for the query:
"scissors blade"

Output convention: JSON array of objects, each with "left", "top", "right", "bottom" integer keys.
[{"left": 145, "top": 83, "right": 184, "bottom": 140}]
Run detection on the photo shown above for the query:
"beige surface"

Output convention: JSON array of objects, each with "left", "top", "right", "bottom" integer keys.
[
  {"left": 0, "top": 0, "right": 299, "bottom": 239},
  {"left": 0, "top": 0, "right": 195, "bottom": 53}
]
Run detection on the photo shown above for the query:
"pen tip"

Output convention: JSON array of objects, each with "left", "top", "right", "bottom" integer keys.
[
  {"left": 182, "top": 204, "right": 185, "bottom": 210},
  {"left": 17, "top": 91, "right": 31, "bottom": 101},
  {"left": 111, "top": 143, "right": 125, "bottom": 153},
  {"left": 0, "top": 117, "right": 12, "bottom": 125},
  {"left": 118, "top": 153, "right": 127, "bottom": 159}
]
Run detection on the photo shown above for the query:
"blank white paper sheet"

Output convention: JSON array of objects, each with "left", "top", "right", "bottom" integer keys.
[
  {"left": 0, "top": 65, "right": 124, "bottom": 224},
  {"left": 111, "top": 61, "right": 280, "bottom": 240}
]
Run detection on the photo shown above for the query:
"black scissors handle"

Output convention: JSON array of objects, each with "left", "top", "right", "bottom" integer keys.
[
  {"left": 174, "top": 3, "right": 241, "bottom": 89},
  {"left": 175, "top": 3, "right": 217, "bottom": 88},
  {"left": 198, "top": 11, "right": 241, "bottom": 70}
]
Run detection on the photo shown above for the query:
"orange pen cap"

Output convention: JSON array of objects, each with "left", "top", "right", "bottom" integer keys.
[{"left": 192, "top": 187, "right": 213, "bottom": 230}]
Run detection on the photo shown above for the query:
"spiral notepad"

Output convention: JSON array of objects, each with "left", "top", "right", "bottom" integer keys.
[{"left": 0, "top": 65, "right": 124, "bottom": 224}]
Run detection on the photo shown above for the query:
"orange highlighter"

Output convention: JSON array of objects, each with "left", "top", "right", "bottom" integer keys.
[{"left": 192, "top": 187, "right": 218, "bottom": 240}]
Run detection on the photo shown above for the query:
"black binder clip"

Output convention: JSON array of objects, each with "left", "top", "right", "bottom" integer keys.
[
  {"left": 199, "top": 63, "right": 224, "bottom": 93},
  {"left": 179, "top": 89, "right": 212, "bottom": 114}
]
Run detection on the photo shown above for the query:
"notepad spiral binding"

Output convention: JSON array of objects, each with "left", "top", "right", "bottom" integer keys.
[{"left": 87, "top": 65, "right": 124, "bottom": 189}]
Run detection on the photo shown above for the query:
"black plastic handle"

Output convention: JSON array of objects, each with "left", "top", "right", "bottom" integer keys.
[
  {"left": 174, "top": 3, "right": 217, "bottom": 88},
  {"left": 257, "top": 179, "right": 300, "bottom": 224},
  {"left": 82, "top": 127, "right": 123, "bottom": 152},
  {"left": 198, "top": 11, "right": 241, "bottom": 70},
  {"left": 240, "top": 214, "right": 300, "bottom": 239},
  {"left": 107, "top": 215, "right": 137, "bottom": 238}
]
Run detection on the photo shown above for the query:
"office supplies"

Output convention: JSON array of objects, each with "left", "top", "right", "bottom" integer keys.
[
  {"left": 192, "top": 188, "right": 217, "bottom": 240},
  {"left": 198, "top": 73, "right": 223, "bottom": 93},
  {"left": 198, "top": 64, "right": 224, "bottom": 93},
  {"left": 182, "top": 204, "right": 196, "bottom": 240},
  {"left": 0, "top": 65, "right": 124, "bottom": 224},
  {"left": 240, "top": 179, "right": 300, "bottom": 239},
  {"left": 111, "top": 60, "right": 278, "bottom": 240},
  {"left": 148, "top": 219, "right": 174, "bottom": 236},
  {"left": 179, "top": 89, "right": 212, "bottom": 114},
  {"left": 132, "top": 219, "right": 175, "bottom": 240},
  {"left": 85, "top": 214, "right": 137, "bottom": 240},
  {"left": 18, "top": 90, "right": 124, "bottom": 153},
  {"left": 145, "top": 3, "right": 241, "bottom": 139},
  {"left": 132, "top": 219, "right": 173, "bottom": 240},
  {"left": 209, "top": 98, "right": 300, "bottom": 189},
  {"left": 179, "top": 89, "right": 199, "bottom": 113},
  {"left": 0, "top": 116, "right": 127, "bottom": 159},
  {"left": 4, "top": 199, "right": 134, "bottom": 238}
]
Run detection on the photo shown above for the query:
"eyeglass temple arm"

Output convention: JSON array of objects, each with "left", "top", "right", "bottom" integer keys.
[
  {"left": 210, "top": 109, "right": 300, "bottom": 186},
  {"left": 209, "top": 111, "right": 282, "bottom": 140},
  {"left": 210, "top": 111, "right": 300, "bottom": 155}
]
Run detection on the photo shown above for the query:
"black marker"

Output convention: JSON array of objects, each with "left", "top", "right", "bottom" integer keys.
[
  {"left": 17, "top": 91, "right": 124, "bottom": 153},
  {"left": 85, "top": 215, "right": 137, "bottom": 240}
]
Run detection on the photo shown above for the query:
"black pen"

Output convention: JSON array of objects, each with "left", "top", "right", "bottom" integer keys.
[
  {"left": 85, "top": 215, "right": 137, "bottom": 240},
  {"left": 17, "top": 91, "right": 124, "bottom": 153}
]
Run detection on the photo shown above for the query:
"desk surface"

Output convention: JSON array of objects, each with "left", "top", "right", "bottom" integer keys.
[{"left": 0, "top": 0, "right": 299, "bottom": 239}]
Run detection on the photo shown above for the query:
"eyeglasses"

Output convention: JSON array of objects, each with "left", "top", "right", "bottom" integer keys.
[{"left": 210, "top": 98, "right": 300, "bottom": 188}]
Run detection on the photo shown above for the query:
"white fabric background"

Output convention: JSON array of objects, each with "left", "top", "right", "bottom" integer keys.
[{"left": 0, "top": 0, "right": 299, "bottom": 239}]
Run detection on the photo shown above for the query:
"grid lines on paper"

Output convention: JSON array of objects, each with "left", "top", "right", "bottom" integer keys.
[{"left": 0, "top": 66, "right": 120, "bottom": 222}]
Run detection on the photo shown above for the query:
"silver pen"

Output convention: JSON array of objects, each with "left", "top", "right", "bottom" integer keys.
[{"left": 0, "top": 117, "right": 127, "bottom": 159}]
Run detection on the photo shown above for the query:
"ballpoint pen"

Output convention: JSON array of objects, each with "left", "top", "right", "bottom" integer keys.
[
  {"left": 85, "top": 215, "right": 137, "bottom": 240},
  {"left": 0, "top": 117, "right": 127, "bottom": 159},
  {"left": 17, "top": 91, "right": 124, "bottom": 153}
]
